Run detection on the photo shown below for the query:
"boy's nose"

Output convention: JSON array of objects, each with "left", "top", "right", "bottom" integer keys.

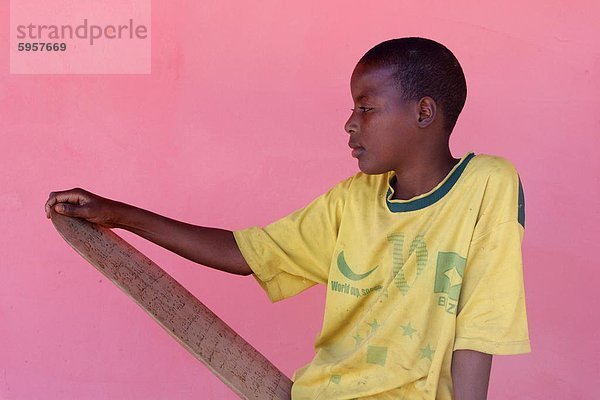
[{"left": 344, "top": 115, "right": 358, "bottom": 135}]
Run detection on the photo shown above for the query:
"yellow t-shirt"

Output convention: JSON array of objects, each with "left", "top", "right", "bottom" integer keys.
[{"left": 233, "top": 152, "right": 531, "bottom": 399}]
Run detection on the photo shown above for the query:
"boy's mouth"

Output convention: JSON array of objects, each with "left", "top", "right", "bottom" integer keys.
[
  {"left": 351, "top": 148, "right": 365, "bottom": 158},
  {"left": 349, "top": 142, "right": 365, "bottom": 158}
]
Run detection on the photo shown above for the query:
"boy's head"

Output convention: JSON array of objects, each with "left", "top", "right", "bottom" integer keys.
[{"left": 345, "top": 37, "right": 467, "bottom": 174}]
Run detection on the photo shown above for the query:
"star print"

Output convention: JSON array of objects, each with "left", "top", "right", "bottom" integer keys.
[
  {"left": 444, "top": 267, "right": 463, "bottom": 287},
  {"left": 420, "top": 344, "right": 435, "bottom": 360},
  {"left": 367, "top": 319, "right": 380, "bottom": 333},
  {"left": 400, "top": 322, "right": 417, "bottom": 339}
]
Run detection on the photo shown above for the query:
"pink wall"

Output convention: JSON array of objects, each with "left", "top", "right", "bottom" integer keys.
[{"left": 2, "top": 1, "right": 599, "bottom": 399}]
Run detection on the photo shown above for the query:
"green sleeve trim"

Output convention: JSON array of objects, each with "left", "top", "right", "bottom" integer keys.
[{"left": 518, "top": 176, "right": 525, "bottom": 228}]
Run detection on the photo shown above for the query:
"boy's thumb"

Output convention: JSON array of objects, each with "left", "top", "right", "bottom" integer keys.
[{"left": 55, "top": 203, "right": 85, "bottom": 217}]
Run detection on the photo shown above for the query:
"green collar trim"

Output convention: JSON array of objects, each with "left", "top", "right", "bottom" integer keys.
[{"left": 386, "top": 152, "right": 475, "bottom": 213}]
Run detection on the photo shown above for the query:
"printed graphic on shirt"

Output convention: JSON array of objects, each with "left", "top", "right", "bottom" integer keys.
[
  {"left": 388, "top": 233, "right": 428, "bottom": 295},
  {"left": 331, "top": 233, "right": 431, "bottom": 298},
  {"left": 434, "top": 252, "right": 466, "bottom": 314},
  {"left": 352, "top": 332, "right": 363, "bottom": 346},
  {"left": 336, "top": 251, "right": 379, "bottom": 281},
  {"left": 353, "top": 319, "right": 382, "bottom": 350},
  {"left": 367, "top": 345, "right": 388, "bottom": 366},
  {"left": 367, "top": 319, "right": 380, "bottom": 333},
  {"left": 400, "top": 322, "right": 418, "bottom": 339},
  {"left": 420, "top": 344, "right": 435, "bottom": 361},
  {"left": 330, "top": 251, "right": 383, "bottom": 298}
]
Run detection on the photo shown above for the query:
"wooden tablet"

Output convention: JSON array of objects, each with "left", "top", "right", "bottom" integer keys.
[{"left": 50, "top": 210, "right": 292, "bottom": 399}]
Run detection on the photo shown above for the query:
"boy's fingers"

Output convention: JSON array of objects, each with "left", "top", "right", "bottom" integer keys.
[
  {"left": 50, "top": 190, "right": 86, "bottom": 206},
  {"left": 45, "top": 192, "right": 59, "bottom": 218},
  {"left": 45, "top": 189, "right": 88, "bottom": 218},
  {"left": 54, "top": 203, "right": 88, "bottom": 218}
]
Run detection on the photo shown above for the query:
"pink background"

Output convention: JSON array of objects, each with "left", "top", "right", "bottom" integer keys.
[{"left": 1, "top": 1, "right": 599, "bottom": 399}]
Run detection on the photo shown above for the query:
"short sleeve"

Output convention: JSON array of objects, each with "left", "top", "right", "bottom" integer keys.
[
  {"left": 233, "top": 175, "right": 354, "bottom": 302},
  {"left": 454, "top": 161, "right": 531, "bottom": 355}
]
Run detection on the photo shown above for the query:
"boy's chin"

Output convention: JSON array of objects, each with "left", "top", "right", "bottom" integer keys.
[{"left": 357, "top": 161, "right": 390, "bottom": 175}]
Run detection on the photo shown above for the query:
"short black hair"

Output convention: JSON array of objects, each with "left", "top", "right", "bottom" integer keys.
[{"left": 358, "top": 37, "right": 467, "bottom": 134}]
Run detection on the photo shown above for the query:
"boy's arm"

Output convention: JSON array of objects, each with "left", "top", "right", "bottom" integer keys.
[
  {"left": 45, "top": 188, "right": 252, "bottom": 276},
  {"left": 451, "top": 349, "right": 493, "bottom": 400}
]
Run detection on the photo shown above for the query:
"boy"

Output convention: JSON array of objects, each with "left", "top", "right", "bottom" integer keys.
[{"left": 45, "top": 37, "right": 530, "bottom": 399}]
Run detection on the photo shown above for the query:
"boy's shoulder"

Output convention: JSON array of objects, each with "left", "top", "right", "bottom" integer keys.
[
  {"left": 466, "top": 153, "right": 523, "bottom": 191},
  {"left": 468, "top": 153, "right": 520, "bottom": 176},
  {"left": 465, "top": 154, "right": 526, "bottom": 228}
]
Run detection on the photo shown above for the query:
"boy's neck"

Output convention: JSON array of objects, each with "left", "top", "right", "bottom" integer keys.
[{"left": 391, "top": 148, "right": 460, "bottom": 201}]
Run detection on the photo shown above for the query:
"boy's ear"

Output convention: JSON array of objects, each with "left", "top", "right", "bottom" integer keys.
[{"left": 416, "top": 96, "right": 437, "bottom": 127}]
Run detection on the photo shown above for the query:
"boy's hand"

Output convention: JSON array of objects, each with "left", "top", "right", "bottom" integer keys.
[
  {"left": 45, "top": 188, "right": 252, "bottom": 275},
  {"left": 45, "top": 188, "right": 120, "bottom": 228}
]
